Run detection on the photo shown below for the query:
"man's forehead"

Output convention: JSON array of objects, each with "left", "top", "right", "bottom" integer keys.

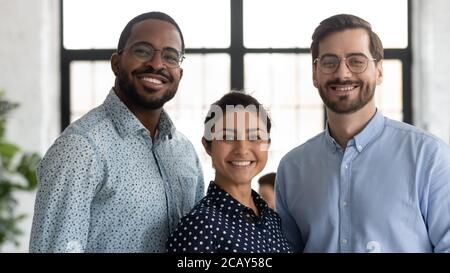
[
  {"left": 127, "top": 19, "right": 182, "bottom": 47},
  {"left": 318, "top": 28, "right": 371, "bottom": 55}
]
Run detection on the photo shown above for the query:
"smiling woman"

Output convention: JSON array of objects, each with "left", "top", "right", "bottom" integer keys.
[
  {"left": 62, "top": 0, "right": 410, "bottom": 192},
  {"left": 166, "top": 91, "right": 293, "bottom": 253}
]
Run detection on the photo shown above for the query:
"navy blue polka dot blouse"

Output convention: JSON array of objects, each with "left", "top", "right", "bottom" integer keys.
[{"left": 167, "top": 182, "right": 293, "bottom": 253}]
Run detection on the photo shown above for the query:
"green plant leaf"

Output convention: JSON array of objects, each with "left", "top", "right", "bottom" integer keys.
[
  {"left": 0, "top": 142, "right": 20, "bottom": 167},
  {"left": 16, "top": 153, "right": 40, "bottom": 190},
  {"left": 0, "top": 90, "right": 41, "bottom": 249}
]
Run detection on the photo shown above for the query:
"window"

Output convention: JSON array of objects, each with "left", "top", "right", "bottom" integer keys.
[{"left": 61, "top": 0, "right": 411, "bottom": 187}]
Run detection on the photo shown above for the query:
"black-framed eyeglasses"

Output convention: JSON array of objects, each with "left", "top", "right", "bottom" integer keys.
[
  {"left": 314, "top": 54, "right": 377, "bottom": 74},
  {"left": 119, "top": 42, "right": 185, "bottom": 68}
]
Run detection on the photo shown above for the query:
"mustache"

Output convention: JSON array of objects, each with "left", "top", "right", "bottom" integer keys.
[
  {"left": 326, "top": 79, "right": 363, "bottom": 86},
  {"left": 132, "top": 66, "right": 171, "bottom": 79}
]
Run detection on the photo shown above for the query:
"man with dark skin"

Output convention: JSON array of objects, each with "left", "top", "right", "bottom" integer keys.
[{"left": 30, "top": 12, "right": 204, "bottom": 253}]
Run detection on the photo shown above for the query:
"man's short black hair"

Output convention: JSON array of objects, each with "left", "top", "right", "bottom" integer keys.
[{"left": 117, "top": 11, "right": 185, "bottom": 54}]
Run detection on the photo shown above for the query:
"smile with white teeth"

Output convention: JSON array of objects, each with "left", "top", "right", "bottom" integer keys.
[
  {"left": 230, "top": 161, "right": 253, "bottom": 167},
  {"left": 332, "top": 85, "right": 357, "bottom": 91},
  {"left": 142, "top": 77, "right": 162, "bottom": 84}
]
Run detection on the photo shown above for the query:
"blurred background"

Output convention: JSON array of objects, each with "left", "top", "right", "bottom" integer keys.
[{"left": 1, "top": 0, "right": 449, "bottom": 252}]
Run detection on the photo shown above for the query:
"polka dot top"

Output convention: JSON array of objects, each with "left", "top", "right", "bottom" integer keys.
[{"left": 167, "top": 182, "right": 293, "bottom": 253}]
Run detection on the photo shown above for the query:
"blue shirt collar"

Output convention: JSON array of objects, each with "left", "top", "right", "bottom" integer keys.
[
  {"left": 325, "top": 109, "right": 385, "bottom": 153},
  {"left": 104, "top": 89, "right": 176, "bottom": 139}
]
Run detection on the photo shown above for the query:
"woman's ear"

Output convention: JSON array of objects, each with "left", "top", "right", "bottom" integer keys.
[{"left": 202, "top": 137, "right": 212, "bottom": 156}]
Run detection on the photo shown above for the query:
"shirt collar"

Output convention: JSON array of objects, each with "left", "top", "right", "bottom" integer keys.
[
  {"left": 104, "top": 89, "right": 176, "bottom": 139},
  {"left": 353, "top": 109, "right": 385, "bottom": 152},
  {"left": 324, "top": 109, "right": 385, "bottom": 153},
  {"left": 206, "top": 181, "right": 270, "bottom": 215},
  {"left": 324, "top": 123, "right": 340, "bottom": 153}
]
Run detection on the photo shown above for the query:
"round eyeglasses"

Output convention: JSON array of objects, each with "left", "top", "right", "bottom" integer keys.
[
  {"left": 119, "top": 42, "right": 184, "bottom": 68},
  {"left": 314, "top": 54, "right": 377, "bottom": 74}
]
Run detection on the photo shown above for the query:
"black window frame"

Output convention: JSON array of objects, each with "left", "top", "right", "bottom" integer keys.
[{"left": 60, "top": 0, "right": 412, "bottom": 130}]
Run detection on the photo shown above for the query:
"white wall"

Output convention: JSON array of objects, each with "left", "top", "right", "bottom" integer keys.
[
  {"left": 412, "top": 0, "right": 450, "bottom": 143},
  {"left": 0, "top": 0, "right": 60, "bottom": 252}
]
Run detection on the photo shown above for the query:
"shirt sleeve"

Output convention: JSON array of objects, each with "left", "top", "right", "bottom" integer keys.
[
  {"left": 194, "top": 155, "right": 205, "bottom": 204},
  {"left": 167, "top": 213, "right": 215, "bottom": 253},
  {"left": 424, "top": 142, "right": 450, "bottom": 253},
  {"left": 275, "top": 158, "right": 304, "bottom": 252},
  {"left": 29, "top": 133, "right": 103, "bottom": 253}
]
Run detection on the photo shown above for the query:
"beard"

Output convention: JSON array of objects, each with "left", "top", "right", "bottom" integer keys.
[
  {"left": 117, "top": 68, "right": 177, "bottom": 110},
  {"left": 318, "top": 79, "right": 375, "bottom": 114}
]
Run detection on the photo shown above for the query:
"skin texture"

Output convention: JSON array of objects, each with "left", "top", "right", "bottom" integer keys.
[
  {"left": 313, "top": 28, "right": 383, "bottom": 148},
  {"left": 111, "top": 19, "right": 183, "bottom": 137},
  {"left": 203, "top": 111, "right": 269, "bottom": 215}
]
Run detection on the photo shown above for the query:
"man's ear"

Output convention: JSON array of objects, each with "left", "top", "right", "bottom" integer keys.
[
  {"left": 179, "top": 67, "right": 183, "bottom": 80},
  {"left": 111, "top": 52, "right": 120, "bottom": 76},
  {"left": 376, "top": 59, "right": 383, "bottom": 85},
  {"left": 201, "top": 137, "right": 211, "bottom": 156},
  {"left": 312, "top": 64, "right": 318, "bottom": 88}
]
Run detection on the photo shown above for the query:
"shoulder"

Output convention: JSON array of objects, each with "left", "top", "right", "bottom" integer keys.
[
  {"left": 279, "top": 131, "right": 326, "bottom": 165},
  {"left": 175, "top": 201, "right": 217, "bottom": 233},
  {"left": 383, "top": 118, "right": 449, "bottom": 152},
  {"left": 265, "top": 207, "right": 283, "bottom": 223},
  {"left": 167, "top": 130, "right": 203, "bottom": 175},
  {"left": 185, "top": 195, "right": 224, "bottom": 220},
  {"left": 64, "top": 104, "right": 115, "bottom": 141},
  {"left": 40, "top": 106, "right": 112, "bottom": 167},
  {"left": 171, "top": 130, "right": 198, "bottom": 154}
]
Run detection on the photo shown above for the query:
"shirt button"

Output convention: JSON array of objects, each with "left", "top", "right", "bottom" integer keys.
[
  {"left": 344, "top": 165, "right": 348, "bottom": 169},
  {"left": 343, "top": 201, "right": 347, "bottom": 207},
  {"left": 358, "top": 145, "right": 363, "bottom": 149},
  {"left": 341, "top": 239, "right": 348, "bottom": 244}
]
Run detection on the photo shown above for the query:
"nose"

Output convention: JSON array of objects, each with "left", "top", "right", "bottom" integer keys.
[
  {"left": 335, "top": 58, "right": 353, "bottom": 79},
  {"left": 234, "top": 140, "right": 250, "bottom": 155},
  {"left": 145, "top": 51, "right": 165, "bottom": 70}
]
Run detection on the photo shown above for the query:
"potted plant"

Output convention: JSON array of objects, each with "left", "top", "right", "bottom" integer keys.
[{"left": 0, "top": 90, "right": 41, "bottom": 250}]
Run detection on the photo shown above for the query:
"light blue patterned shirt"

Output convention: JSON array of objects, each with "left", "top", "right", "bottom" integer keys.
[
  {"left": 276, "top": 110, "right": 450, "bottom": 253},
  {"left": 30, "top": 89, "right": 204, "bottom": 253}
]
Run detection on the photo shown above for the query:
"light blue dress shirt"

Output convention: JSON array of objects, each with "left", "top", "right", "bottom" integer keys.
[
  {"left": 30, "top": 89, "right": 204, "bottom": 253},
  {"left": 276, "top": 110, "right": 450, "bottom": 253}
]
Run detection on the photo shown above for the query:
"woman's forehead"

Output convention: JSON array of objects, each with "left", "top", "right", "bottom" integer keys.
[{"left": 218, "top": 111, "right": 266, "bottom": 129}]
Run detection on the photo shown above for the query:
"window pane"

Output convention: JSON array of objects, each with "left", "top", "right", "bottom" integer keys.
[
  {"left": 70, "top": 55, "right": 230, "bottom": 185},
  {"left": 165, "top": 54, "right": 230, "bottom": 183},
  {"left": 244, "top": 53, "right": 324, "bottom": 177},
  {"left": 70, "top": 61, "right": 113, "bottom": 122},
  {"left": 63, "top": 0, "right": 230, "bottom": 49},
  {"left": 244, "top": 0, "right": 408, "bottom": 48},
  {"left": 375, "top": 60, "right": 403, "bottom": 121}
]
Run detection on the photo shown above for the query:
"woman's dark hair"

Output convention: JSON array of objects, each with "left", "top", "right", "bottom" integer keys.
[
  {"left": 310, "top": 14, "right": 383, "bottom": 62},
  {"left": 203, "top": 91, "right": 271, "bottom": 146},
  {"left": 117, "top": 11, "right": 185, "bottom": 54}
]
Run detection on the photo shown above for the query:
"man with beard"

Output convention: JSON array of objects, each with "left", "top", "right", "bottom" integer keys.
[
  {"left": 275, "top": 14, "right": 450, "bottom": 252},
  {"left": 30, "top": 12, "right": 204, "bottom": 253}
]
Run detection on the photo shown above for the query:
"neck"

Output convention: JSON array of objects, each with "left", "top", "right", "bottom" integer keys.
[
  {"left": 327, "top": 102, "right": 376, "bottom": 149},
  {"left": 133, "top": 109, "right": 162, "bottom": 138},
  {"left": 113, "top": 87, "right": 161, "bottom": 138},
  {"left": 213, "top": 178, "right": 259, "bottom": 216}
]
